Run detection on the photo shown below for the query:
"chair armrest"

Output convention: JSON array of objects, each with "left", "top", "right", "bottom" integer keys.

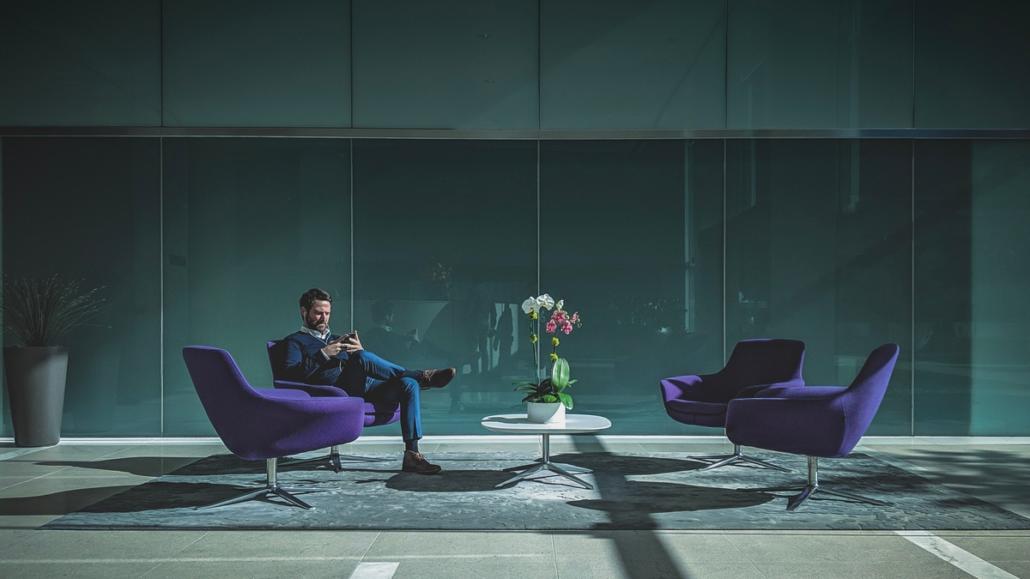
[
  {"left": 273, "top": 379, "right": 348, "bottom": 398},
  {"left": 725, "top": 395, "right": 847, "bottom": 457},
  {"left": 659, "top": 373, "right": 724, "bottom": 403},
  {"left": 734, "top": 378, "right": 807, "bottom": 398}
]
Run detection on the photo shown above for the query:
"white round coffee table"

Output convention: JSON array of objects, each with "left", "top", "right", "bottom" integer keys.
[{"left": 481, "top": 413, "right": 612, "bottom": 489}]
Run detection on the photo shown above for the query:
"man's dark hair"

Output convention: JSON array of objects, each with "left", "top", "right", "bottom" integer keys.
[{"left": 299, "top": 288, "right": 332, "bottom": 310}]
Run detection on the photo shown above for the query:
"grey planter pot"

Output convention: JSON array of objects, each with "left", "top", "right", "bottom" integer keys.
[{"left": 3, "top": 346, "right": 68, "bottom": 447}]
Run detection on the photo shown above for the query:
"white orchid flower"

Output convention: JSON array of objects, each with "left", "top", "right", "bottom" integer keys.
[
  {"left": 521, "top": 296, "right": 540, "bottom": 314},
  {"left": 537, "top": 293, "right": 555, "bottom": 310},
  {"left": 555, "top": 299, "right": 564, "bottom": 311}
]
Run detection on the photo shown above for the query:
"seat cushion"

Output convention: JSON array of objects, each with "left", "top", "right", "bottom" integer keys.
[
  {"left": 663, "top": 399, "right": 727, "bottom": 427},
  {"left": 364, "top": 402, "right": 401, "bottom": 427},
  {"left": 260, "top": 388, "right": 311, "bottom": 400},
  {"left": 752, "top": 385, "right": 847, "bottom": 399}
]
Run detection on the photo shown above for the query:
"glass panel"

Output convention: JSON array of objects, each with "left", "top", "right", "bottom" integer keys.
[
  {"left": 352, "top": 140, "right": 536, "bottom": 435},
  {"left": 0, "top": 0, "right": 161, "bottom": 125},
  {"left": 727, "top": 0, "right": 913, "bottom": 129},
  {"left": 163, "top": 0, "right": 350, "bottom": 127},
  {"left": 162, "top": 138, "right": 351, "bottom": 435},
  {"left": 540, "top": 140, "right": 724, "bottom": 434},
  {"left": 725, "top": 140, "right": 912, "bottom": 434},
  {"left": 914, "top": 141, "right": 1030, "bottom": 435},
  {"left": 2, "top": 137, "right": 162, "bottom": 435},
  {"left": 352, "top": 0, "right": 538, "bottom": 129},
  {"left": 915, "top": 1, "right": 1030, "bottom": 128},
  {"left": 541, "top": 0, "right": 725, "bottom": 129}
]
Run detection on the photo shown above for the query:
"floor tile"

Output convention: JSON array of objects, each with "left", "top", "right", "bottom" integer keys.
[
  {"left": 725, "top": 533, "right": 942, "bottom": 563},
  {"left": 142, "top": 559, "right": 360, "bottom": 578},
  {"left": 366, "top": 531, "right": 552, "bottom": 557},
  {"left": 174, "top": 530, "right": 379, "bottom": 558},
  {"left": 390, "top": 556, "right": 555, "bottom": 579},
  {"left": 0, "top": 561, "right": 161, "bottom": 578}
]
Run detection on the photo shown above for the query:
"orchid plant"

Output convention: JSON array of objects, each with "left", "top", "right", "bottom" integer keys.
[{"left": 513, "top": 293, "right": 584, "bottom": 410}]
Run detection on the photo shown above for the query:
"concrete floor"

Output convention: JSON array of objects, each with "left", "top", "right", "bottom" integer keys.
[{"left": 0, "top": 439, "right": 1028, "bottom": 578}]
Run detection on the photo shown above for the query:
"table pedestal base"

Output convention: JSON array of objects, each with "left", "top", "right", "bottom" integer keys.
[{"left": 496, "top": 433, "right": 594, "bottom": 489}]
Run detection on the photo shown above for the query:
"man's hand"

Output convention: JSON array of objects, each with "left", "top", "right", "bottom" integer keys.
[
  {"left": 341, "top": 331, "right": 364, "bottom": 353},
  {"left": 321, "top": 338, "right": 347, "bottom": 358}
]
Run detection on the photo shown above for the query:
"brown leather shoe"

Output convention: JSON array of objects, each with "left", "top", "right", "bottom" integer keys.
[
  {"left": 415, "top": 367, "right": 456, "bottom": 390},
  {"left": 402, "top": 450, "right": 442, "bottom": 474}
]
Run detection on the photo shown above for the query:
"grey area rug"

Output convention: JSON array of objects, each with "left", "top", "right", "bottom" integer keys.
[{"left": 45, "top": 450, "right": 1030, "bottom": 531}]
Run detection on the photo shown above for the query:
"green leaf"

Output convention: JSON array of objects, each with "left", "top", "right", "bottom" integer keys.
[
  {"left": 551, "top": 358, "right": 570, "bottom": 389},
  {"left": 540, "top": 394, "right": 559, "bottom": 403},
  {"left": 558, "top": 392, "right": 574, "bottom": 410}
]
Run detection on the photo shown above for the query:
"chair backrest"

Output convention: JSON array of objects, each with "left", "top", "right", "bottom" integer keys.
[
  {"left": 839, "top": 343, "right": 900, "bottom": 453},
  {"left": 721, "top": 338, "right": 806, "bottom": 391},
  {"left": 182, "top": 346, "right": 261, "bottom": 453},
  {"left": 266, "top": 340, "right": 286, "bottom": 380}
]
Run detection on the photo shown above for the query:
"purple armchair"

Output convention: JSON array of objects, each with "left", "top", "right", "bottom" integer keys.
[
  {"left": 182, "top": 346, "right": 364, "bottom": 509},
  {"left": 266, "top": 340, "right": 400, "bottom": 471},
  {"left": 726, "top": 343, "right": 901, "bottom": 511},
  {"left": 659, "top": 338, "right": 806, "bottom": 471}
]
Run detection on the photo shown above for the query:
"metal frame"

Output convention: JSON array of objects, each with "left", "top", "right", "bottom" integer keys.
[
  {"left": 284, "top": 445, "right": 391, "bottom": 472},
  {"left": 750, "top": 456, "right": 891, "bottom": 512},
  {"left": 496, "top": 433, "right": 594, "bottom": 489},
  {"left": 696, "top": 444, "right": 792, "bottom": 473},
  {"left": 2, "top": 127, "right": 1029, "bottom": 139},
  {"left": 199, "top": 458, "right": 323, "bottom": 510}
]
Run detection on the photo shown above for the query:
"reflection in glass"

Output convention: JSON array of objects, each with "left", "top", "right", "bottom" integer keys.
[
  {"left": 353, "top": 140, "right": 537, "bottom": 435},
  {"left": 2, "top": 138, "right": 162, "bottom": 435},
  {"left": 725, "top": 140, "right": 912, "bottom": 434},
  {"left": 915, "top": 141, "right": 1030, "bottom": 434},
  {"left": 541, "top": 0, "right": 726, "bottom": 129},
  {"left": 541, "top": 140, "right": 724, "bottom": 434},
  {"left": 727, "top": 0, "right": 913, "bottom": 128},
  {"left": 162, "top": 138, "right": 351, "bottom": 435}
]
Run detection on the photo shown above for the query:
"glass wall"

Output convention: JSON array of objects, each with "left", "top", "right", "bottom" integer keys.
[
  {"left": 3, "top": 138, "right": 1030, "bottom": 436},
  {"left": 2, "top": 138, "right": 162, "bottom": 435}
]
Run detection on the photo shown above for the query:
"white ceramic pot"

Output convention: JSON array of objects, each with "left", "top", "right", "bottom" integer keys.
[{"left": 526, "top": 401, "right": 566, "bottom": 424}]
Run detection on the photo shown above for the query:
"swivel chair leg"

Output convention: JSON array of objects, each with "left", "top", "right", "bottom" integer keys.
[
  {"left": 786, "top": 457, "right": 890, "bottom": 512},
  {"left": 200, "top": 458, "right": 317, "bottom": 510},
  {"left": 286, "top": 445, "right": 391, "bottom": 471},
  {"left": 698, "top": 444, "right": 792, "bottom": 473}
]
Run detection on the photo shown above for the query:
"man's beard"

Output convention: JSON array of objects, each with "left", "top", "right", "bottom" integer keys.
[{"left": 305, "top": 317, "right": 327, "bottom": 331}]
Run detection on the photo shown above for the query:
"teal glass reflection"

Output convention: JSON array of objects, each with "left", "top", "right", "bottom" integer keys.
[
  {"left": 352, "top": 1, "right": 538, "bottom": 129},
  {"left": 541, "top": 0, "right": 725, "bottom": 129},
  {"left": 914, "top": 0, "right": 1030, "bottom": 128},
  {"left": 352, "top": 140, "right": 536, "bottom": 435},
  {"left": 0, "top": 1, "right": 161, "bottom": 126},
  {"left": 540, "top": 140, "right": 724, "bottom": 434},
  {"left": 725, "top": 140, "right": 912, "bottom": 434},
  {"left": 163, "top": 0, "right": 350, "bottom": 127},
  {"left": 728, "top": 0, "right": 913, "bottom": 129},
  {"left": 2, "top": 138, "right": 162, "bottom": 435},
  {"left": 162, "top": 138, "right": 351, "bottom": 435},
  {"left": 914, "top": 141, "right": 1030, "bottom": 435}
]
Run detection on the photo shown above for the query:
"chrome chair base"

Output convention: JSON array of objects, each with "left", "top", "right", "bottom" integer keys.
[
  {"left": 697, "top": 444, "right": 792, "bottom": 473},
  {"left": 749, "top": 456, "right": 891, "bottom": 512},
  {"left": 284, "top": 445, "right": 393, "bottom": 472},
  {"left": 786, "top": 484, "right": 889, "bottom": 512},
  {"left": 198, "top": 458, "right": 320, "bottom": 510}
]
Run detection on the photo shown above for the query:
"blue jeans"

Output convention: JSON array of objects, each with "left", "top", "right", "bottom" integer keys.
[{"left": 336, "top": 350, "right": 422, "bottom": 442}]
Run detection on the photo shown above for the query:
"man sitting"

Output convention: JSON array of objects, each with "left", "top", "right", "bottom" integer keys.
[{"left": 281, "top": 288, "right": 455, "bottom": 474}]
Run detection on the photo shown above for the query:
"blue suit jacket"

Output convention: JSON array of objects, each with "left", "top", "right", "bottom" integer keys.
[{"left": 281, "top": 331, "right": 352, "bottom": 385}]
